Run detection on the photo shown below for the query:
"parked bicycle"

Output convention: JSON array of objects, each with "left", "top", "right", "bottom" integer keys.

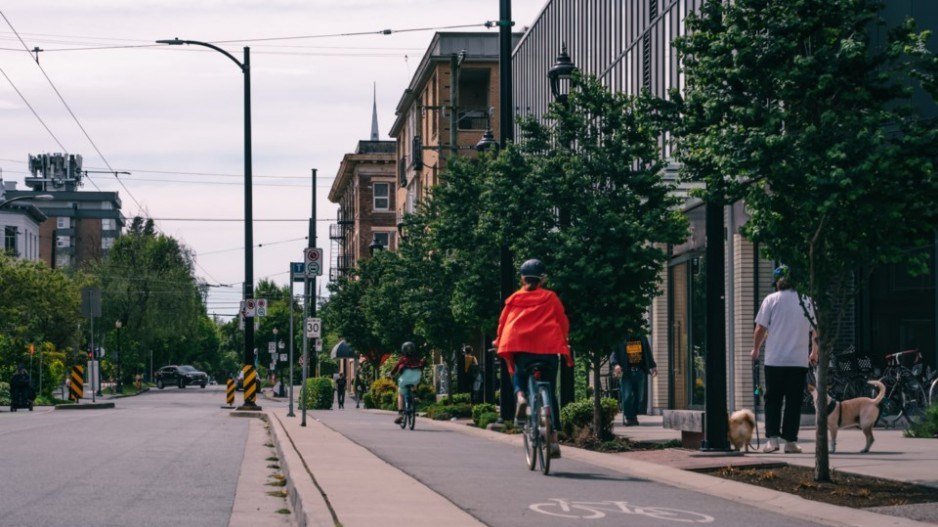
[
  {"left": 399, "top": 383, "right": 416, "bottom": 430},
  {"left": 520, "top": 361, "right": 555, "bottom": 475},
  {"left": 879, "top": 349, "right": 929, "bottom": 427},
  {"left": 828, "top": 346, "right": 877, "bottom": 401}
]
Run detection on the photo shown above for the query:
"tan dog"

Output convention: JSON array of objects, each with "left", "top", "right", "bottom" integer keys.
[
  {"left": 728, "top": 409, "right": 756, "bottom": 452},
  {"left": 807, "top": 380, "right": 885, "bottom": 453}
]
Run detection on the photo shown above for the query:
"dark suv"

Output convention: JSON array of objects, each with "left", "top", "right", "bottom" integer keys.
[{"left": 155, "top": 365, "right": 209, "bottom": 389}]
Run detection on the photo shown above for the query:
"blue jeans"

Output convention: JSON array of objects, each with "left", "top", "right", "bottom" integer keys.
[
  {"left": 511, "top": 353, "right": 560, "bottom": 431},
  {"left": 619, "top": 367, "right": 646, "bottom": 421}
]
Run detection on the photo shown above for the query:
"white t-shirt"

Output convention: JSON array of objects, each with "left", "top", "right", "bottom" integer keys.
[{"left": 755, "top": 289, "right": 815, "bottom": 367}]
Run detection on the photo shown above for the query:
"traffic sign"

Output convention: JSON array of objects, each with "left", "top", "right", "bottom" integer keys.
[
  {"left": 314, "top": 338, "right": 323, "bottom": 352},
  {"left": 291, "top": 261, "right": 306, "bottom": 281},
  {"left": 306, "top": 317, "right": 321, "bottom": 338},
  {"left": 268, "top": 342, "right": 276, "bottom": 354},
  {"left": 279, "top": 353, "right": 288, "bottom": 362},
  {"left": 306, "top": 261, "right": 322, "bottom": 277},
  {"left": 243, "top": 299, "right": 257, "bottom": 317},
  {"left": 257, "top": 299, "right": 268, "bottom": 317},
  {"left": 304, "top": 247, "right": 323, "bottom": 264}
]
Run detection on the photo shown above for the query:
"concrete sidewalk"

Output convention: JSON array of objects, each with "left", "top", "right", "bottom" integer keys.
[{"left": 263, "top": 398, "right": 938, "bottom": 527}]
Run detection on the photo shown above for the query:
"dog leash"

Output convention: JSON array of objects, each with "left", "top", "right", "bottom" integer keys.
[{"left": 753, "top": 359, "right": 762, "bottom": 448}]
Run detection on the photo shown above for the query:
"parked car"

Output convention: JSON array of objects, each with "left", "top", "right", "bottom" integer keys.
[{"left": 155, "top": 365, "right": 209, "bottom": 389}]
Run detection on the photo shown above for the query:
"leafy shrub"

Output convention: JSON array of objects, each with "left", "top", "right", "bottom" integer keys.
[
  {"left": 477, "top": 412, "right": 499, "bottom": 429},
  {"left": 300, "top": 377, "right": 334, "bottom": 410},
  {"left": 560, "top": 397, "right": 618, "bottom": 440},
  {"left": 0, "top": 381, "right": 9, "bottom": 406},
  {"left": 443, "top": 393, "right": 471, "bottom": 405},
  {"left": 472, "top": 403, "right": 497, "bottom": 426},
  {"left": 362, "top": 392, "right": 375, "bottom": 409},
  {"left": 370, "top": 378, "right": 398, "bottom": 411},
  {"left": 907, "top": 403, "right": 938, "bottom": 439},
  {"left": 424, "top": 401, "right": 472, "bottom": 420},
  {"left": 414, "top": 382, "right": 436, "bottom": 410}
]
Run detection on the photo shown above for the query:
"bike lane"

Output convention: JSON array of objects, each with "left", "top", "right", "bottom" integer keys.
[{"left": 311, "top": 410, "right": 830, "bottom": 527}]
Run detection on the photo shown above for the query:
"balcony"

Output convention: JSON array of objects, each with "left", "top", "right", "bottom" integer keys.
[
  {"left": 457, "top": 107, "right": 491, "bottom": 131},
  {"left": 329, "top": 224, "right": 347, "bottom": 240}
]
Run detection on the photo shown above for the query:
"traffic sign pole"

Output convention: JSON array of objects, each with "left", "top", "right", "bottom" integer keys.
[{"left": 287, "top": 263, "right": 296, "bottom": 417}]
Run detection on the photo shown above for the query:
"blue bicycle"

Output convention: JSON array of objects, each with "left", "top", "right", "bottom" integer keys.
[
  {"left": 399, "top": 383, "right": 416, "bottom": 430},
  {"left": 520, "top": 361, "right": 554, "bottom": 475}
]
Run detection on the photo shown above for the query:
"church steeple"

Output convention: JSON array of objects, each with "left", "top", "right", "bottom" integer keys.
[{"left": 370, "top": 83, "right": 379, "bottom": 140}]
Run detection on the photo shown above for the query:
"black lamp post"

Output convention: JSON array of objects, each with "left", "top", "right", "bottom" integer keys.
[
  {"left": 156, "top": 38, "right": 257, "bottom": 408},
  {"left": 368, "top": 235, "right": 385, "bottom": 256},
  {"left": 475, "top": 129, "right": 498, "bottom": 152},
  {"left": 548, "top": 44, "right": 576, "bottom": 105},
  {"left": 548, "top": 43, "right": 577, "bottom": 408},
  {"left": 115, "top": 320, "right": 122, "bottom": 394}
]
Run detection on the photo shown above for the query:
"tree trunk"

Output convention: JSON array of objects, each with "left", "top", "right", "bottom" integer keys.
[{"left": 593, "top": 354, "right": 603, "bottom": 440}]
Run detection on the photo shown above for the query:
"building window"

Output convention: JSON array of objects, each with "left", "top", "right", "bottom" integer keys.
[
  {"left": 102, "top": 218, "right": 115, "bottom": 230},
  {"left": 4, "top": 226, "right": 17, "bottom": 255},
  {"left": 56, "top": 236, "right": 70, "bottom": 248},
  {"left": 374, "top": 231, "right": 392, "bottom": 251},
  {"left": 373, "top": 182, "right": 390, "bottom": 211},
  {"left": 56, "top": 217, "right": 70, "bottom": 229}
]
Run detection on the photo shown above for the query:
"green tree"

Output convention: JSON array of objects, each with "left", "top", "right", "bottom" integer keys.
[
  {"left": 0, "top": 253, "right": 85, "bottom": 385},
  {"left": 673, "top": 0, "right": 938, "bottom": 480},
  {"left": 503, "top": 75, "right": 686, "bottom": 436},
  {"left": 95, "top": 217, "right": 216, "bottom": 384}
]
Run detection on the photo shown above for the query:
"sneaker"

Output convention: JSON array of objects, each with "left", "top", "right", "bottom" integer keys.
[
  {"left": 784, "top": 441, "right": 803, "bottom": 454},
  {"left": 627, "top": 419, "right": 640, "bottom": 427},
  {"left": 549, "top": 443, "right": 562, "bottom": 459},
  {"left": 763, "top": 437, "right": 779, "bottom": 453},
  {"left": 515, "top": 394, "right": 528, "bottom": 420},
  {"left": 394, "top": 414, "right": 403, "bottom": 425}
]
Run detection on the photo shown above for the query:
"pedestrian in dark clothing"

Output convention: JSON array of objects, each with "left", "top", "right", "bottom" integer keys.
[
  {"left": 354, "top": 375, "right": 365, "bottom": 408},
  {"left": 335, "top": 372, "right": 347, "bottom": 409},
  {"left": 610, "top": 334, "right": 657, "bottom": 426}
]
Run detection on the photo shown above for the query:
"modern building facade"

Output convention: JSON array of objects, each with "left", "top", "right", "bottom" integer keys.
[
  {"left": 4, "top": 153, "right": 124, "bottom": 269},
  {"left": 511, "top": 0, "right": 938, "bottom": 415}
]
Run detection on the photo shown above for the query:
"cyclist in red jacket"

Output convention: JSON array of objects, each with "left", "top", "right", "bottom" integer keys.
[
  {"left": 391, "top": 341, "right": 425, "bottom": 424},
  {"left": 494, "top": 259, "right": 572, "bottom": 458}
]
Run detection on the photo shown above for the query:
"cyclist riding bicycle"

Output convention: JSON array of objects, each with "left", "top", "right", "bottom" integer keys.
[
  {"left": 494, "top": 258, "right": 572, "bottom": 459},
  {"left": 391, "top": 341, "right": 425, "bottom": 425}
]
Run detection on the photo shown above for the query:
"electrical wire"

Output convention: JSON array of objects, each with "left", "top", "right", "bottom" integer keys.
[{"left": 0, "top": 65, "right": 69, "bottom": 152}]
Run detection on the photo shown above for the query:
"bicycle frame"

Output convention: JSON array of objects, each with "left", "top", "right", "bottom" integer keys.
[{"left": 522, "top": 364, "right": 554, "bottom": 475}]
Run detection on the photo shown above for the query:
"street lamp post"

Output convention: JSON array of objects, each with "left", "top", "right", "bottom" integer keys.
[
  {"left": 368, "top": 235, "right": 385, "bottom": 256},
  {"left": 548, "top": 44, "right": 577, "bottom": 408},
  {"left": 115, "top": 320, "right": 122, "bottom": 394},
  {"left": 156, "top": 37, "right": 257, "bottom": 409}
]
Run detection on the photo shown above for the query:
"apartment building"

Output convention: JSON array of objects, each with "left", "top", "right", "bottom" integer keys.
[
  {"left": 3, "top": 153, "right": 124, "bottom": 269},
  {"left": 0, "top": 180, "right": 46, "bottom": 261}
]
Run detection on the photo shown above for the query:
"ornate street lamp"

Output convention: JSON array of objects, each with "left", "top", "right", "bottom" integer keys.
[
  {"left": 548, "top": 43, "right": 577, "bottom": 105},
  {"left": 547, "top": 44, "right": 577, "bottom": 408},
  {"left": 474, "top": 129, "right": 498, "bottom": 152},
  {"left": 368, "top": 235, "right": 385, "bottom": 256}
]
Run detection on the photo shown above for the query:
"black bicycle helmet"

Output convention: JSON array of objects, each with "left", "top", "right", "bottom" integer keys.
[
  {"left": 519, "top": 258, "right": 546, "bottom": 278},
  {"left": 401, "top": 341, "right": 417, "bottom": 356}
]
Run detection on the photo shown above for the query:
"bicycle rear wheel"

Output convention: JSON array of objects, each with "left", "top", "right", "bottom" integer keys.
[
  {"left": 408, "top": 407, "right": 416, "bottom": 430},
  {"left": 537, "top": 385, "right": 553, "bottom": 475},
  {"left": 900, "top": 381, "right": 928, "bottom": 426},
  {"left": 878, "top": 376, "right": 902, "bottom": 427}
]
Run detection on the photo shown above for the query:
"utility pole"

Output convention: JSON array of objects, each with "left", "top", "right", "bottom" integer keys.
[{"left": 301, "top": 168, "right": 317, "bottom": 426}]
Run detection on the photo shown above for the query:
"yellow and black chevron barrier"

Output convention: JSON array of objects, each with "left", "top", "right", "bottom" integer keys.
[
  {"left": 69, "top": 365, "right": 84, "bottom": 402},
  {"left": 225, "top": 378, "right": 235, "bottom": 407},
  {"left": 242, "top": 365, "right": 257, "bottom": 406}
]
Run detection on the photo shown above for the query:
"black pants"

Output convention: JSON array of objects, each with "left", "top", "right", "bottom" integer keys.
[
  {"left": 337, "top": 390, "right": 345, "bottom": 408},
  {"left": 764, "top": 365, "right": 807, "bottom": 442}
]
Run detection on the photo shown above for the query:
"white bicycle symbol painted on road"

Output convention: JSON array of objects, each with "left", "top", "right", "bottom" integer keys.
[{"left": 530, "top": 498, "right": 715, "bottom": 522}]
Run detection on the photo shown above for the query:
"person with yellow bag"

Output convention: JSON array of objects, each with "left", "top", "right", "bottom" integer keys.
[{"left": 610, "top": 334, "right": 657, "bottom": 426}]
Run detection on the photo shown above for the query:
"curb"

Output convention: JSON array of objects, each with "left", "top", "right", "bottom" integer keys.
[
  {"left": 54, "top": 402, "right": 115, "bottom": 410},
  {"left": 267, "top": 412, "right": 336, "bottom": 527}
]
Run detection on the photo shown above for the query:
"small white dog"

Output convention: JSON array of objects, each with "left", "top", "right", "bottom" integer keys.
[
  {"left": 728, "top": 409, "right": 757, "bottom": 452},
  {"left": 807, "top": 380, "right": 885, "bottom": 453}
]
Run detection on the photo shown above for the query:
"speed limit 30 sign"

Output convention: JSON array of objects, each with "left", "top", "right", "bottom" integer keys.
[{"left": 306, "top": 317, "right": 322, "bottom": 338}]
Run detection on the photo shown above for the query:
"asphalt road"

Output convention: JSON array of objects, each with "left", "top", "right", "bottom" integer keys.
[
  {"left": 0, "top": 386, "right": 247, "bottom": 527},
  {"left": 312, "top": 406, "right": 829, "bottom": 527}
]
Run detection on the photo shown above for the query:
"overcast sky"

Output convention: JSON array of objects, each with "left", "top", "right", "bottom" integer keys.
[{"left": 0, "top": 0, "right": 547, "bottom": 320}]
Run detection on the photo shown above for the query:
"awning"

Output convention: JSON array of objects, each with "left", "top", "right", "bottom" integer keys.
[{"left": 330, "top": 339, "right": 356, "bottom": 359}]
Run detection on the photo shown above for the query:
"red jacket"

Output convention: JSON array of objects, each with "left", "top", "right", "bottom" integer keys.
[
  {"left": 391, "top": 355, "right": 425, "bottom": 376},
  {"left": 495, "top": 287, "right": 572, "bottom": 374}
]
